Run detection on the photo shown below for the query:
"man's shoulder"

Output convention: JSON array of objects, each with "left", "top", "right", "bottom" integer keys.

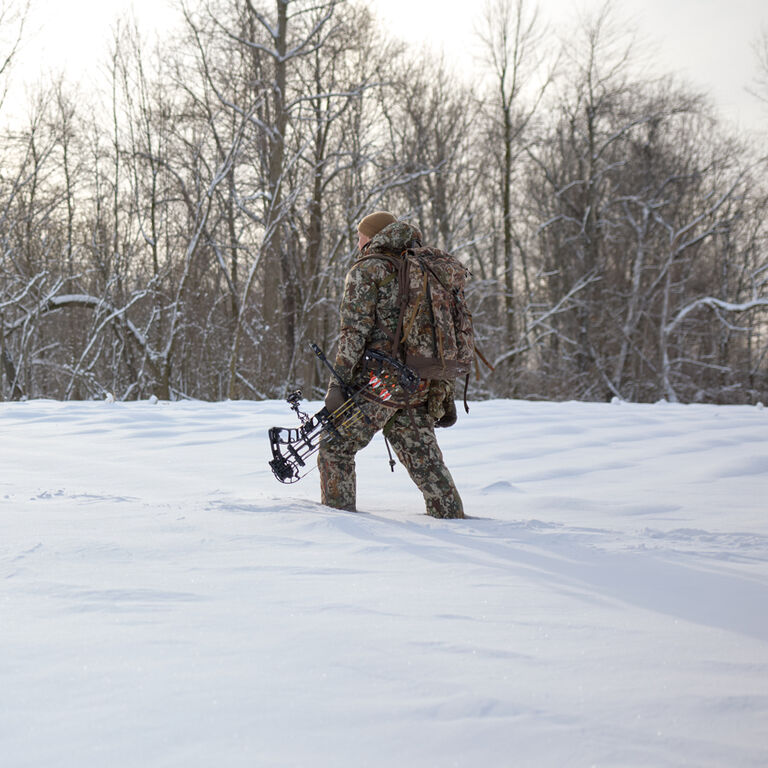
[{"left": 348, "top": 253, "right": 397, "bottom": 280}]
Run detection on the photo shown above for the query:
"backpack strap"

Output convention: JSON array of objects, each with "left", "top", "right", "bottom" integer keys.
[
  {"left": 353, "top": 250, "right": 411, "bottom": 362},
  {"left": 400, "top": 267, "right": 427, "bottom": 347}
]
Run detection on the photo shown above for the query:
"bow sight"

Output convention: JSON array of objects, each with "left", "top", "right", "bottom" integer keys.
[{"left": 267, "top": 343, "right": 420, "bottom": 483}]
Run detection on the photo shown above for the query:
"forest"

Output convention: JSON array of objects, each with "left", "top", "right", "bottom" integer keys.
[{"left": 1, "top": 0, "right": 767, "bottom": 403}]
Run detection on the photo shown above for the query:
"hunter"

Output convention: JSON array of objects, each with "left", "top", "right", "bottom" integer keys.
[{"left": 317, "top": 211, "right": 464, "bottom": 518}]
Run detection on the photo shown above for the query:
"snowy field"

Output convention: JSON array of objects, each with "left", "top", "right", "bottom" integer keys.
[{"left": 2, "top": 397, "right": 767, "bottom": 768}]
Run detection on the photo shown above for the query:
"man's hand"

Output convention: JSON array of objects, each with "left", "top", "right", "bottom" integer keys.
[
  {"left": 324, "top": 382, "right": 346, "bottom": 414},
  {"left": 428, "top": 380, "right": 457, "bottom": 428},
  {"left": 435, "top": 396, "right": 457, "bottom": 428}
]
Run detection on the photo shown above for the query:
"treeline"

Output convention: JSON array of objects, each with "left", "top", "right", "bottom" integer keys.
[{"left": 1, "top": 0, "right": 767, "bottom": 403}]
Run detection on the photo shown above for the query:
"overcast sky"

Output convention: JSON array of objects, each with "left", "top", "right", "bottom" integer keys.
[
  {"left": 372, "top": 0, "right": 767, "bottom": 134},
  {"left": 9, "top": 0, "right": 767, "bottom": 134}
]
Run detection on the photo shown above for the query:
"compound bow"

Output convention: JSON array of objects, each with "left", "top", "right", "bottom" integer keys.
[{"left": 268, "top": 343, "right": 419, "bottom": 483}]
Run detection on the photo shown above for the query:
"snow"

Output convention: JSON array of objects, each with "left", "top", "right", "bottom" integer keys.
[{"left": 2, "top": 397, "right": 767, "bottom": 767}]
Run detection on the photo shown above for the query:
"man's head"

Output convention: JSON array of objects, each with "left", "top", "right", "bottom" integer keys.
[{"left": 357, "top": 210, "right": 397, "bottom": 250}]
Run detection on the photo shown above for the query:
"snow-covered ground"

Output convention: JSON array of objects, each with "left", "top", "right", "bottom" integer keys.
[{"left": 2, "top": 397, "right": 767, "bottom": 767}]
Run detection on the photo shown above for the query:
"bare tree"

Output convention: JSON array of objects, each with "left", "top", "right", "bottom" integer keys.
[
  {"left": 749, "top": 25, "right": 768, "bottom": 107},
  {"left": 515, "top": 4, "right": 768, "bottom": 403},
  {"left": 0, "top": 0, "right": 28, "bottom": 112},
  {"left": 476, "top": 0, "right": 553, "bottom": 352},
  {"left": 1, "top": 0, "right": 765, "bottom": 404}
]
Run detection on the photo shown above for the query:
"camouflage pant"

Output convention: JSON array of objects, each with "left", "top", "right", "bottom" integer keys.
[{"left": 317, "top": 400, "right": 464, "bottom": 518}]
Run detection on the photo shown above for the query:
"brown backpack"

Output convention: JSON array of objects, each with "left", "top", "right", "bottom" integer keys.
[{"left": 356, "top": 247, "right": 474, "bottom": 382}]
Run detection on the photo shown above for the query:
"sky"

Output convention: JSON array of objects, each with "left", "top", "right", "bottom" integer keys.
[
  {"left": 6, "top": 0, "right": 767, "bottom": 134},
  {"left": 372, "top": 0, "right": 767, "bottom": 134}
]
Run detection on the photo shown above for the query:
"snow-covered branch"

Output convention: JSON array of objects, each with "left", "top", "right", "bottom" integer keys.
[{"left": 666, "top": 297, "right": 768, "bottom": 334}]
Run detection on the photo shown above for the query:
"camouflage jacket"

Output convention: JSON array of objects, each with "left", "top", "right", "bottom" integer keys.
[{"left": 333, "top": 221, "right": 429, "bottom": 404}]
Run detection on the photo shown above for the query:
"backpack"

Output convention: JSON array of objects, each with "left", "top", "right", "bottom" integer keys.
[{"left": 356, "top": 246, "right": 474, "bottom": 382}]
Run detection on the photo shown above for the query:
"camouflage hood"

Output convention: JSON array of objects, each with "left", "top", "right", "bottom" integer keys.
[{"left": 365, "top": 220, "right": 422, "bottom": 255}]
